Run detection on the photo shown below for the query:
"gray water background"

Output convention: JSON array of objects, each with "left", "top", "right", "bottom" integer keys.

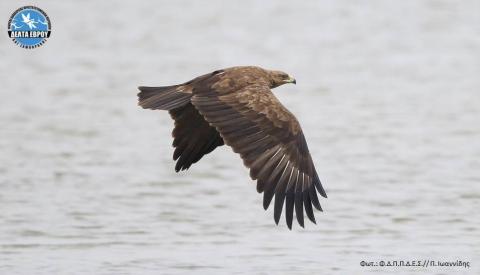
[{"left": 0, "top": 0, "right": 479, "bottom": 274}]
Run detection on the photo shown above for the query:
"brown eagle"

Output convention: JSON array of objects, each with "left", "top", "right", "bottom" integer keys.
[{"left": 137, "top": 66, "right": 326, "bottom": 229}]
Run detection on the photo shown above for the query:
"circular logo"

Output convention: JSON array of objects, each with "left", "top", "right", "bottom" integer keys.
[{"left": 7, "top": 6, "right": 51, "bottom": 49}]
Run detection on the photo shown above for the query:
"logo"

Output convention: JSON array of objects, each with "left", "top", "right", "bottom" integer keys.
[{"left": 7, "top": 6, "right": 51, "bottom": 49}]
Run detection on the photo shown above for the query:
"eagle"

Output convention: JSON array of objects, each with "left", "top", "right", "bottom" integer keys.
[{"left": 137, "top": 66, "right": 327, "bottom": 229}]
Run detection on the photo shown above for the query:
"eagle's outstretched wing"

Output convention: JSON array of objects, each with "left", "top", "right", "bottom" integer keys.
[
  {"left": 169, "top": 103, "right": 224, "bottom": 172},
  {"left": 191, "top": 83, "right": 326, "bottom": 229},
  {"left": 138, "top": 85, "right": 224, "bottom": 172}
]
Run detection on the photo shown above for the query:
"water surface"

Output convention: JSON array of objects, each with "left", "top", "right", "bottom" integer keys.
[{"left": 0, "top": 0, "right": 479, "bottom": 274}]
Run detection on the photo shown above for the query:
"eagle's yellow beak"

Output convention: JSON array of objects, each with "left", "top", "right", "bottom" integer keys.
[{"left": 286, "top": 76, "right": 296, "bottom": 84}]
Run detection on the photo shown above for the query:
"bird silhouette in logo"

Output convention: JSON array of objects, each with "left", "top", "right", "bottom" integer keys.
[
  {"left": 10, "top": 20, "right": 22, "bottom": 30},
  {"left": 21, "top": 13, "right": 37, "bottom": 29},
  {"left": 37, "top": 18, "right": 48, "bottom": 26}
]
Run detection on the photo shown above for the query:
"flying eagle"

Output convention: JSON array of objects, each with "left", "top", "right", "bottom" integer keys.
[{"left": 137, "top": 66, "right": 327, "bottom": 229}]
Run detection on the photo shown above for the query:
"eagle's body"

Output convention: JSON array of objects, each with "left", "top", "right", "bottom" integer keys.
[{"left": 138, "top": 66, "right": 326, "bottom": 229}]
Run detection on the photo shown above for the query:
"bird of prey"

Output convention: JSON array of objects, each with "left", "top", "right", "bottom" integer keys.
[{"left": 137, "top": 66, "right": 326, "bottom": 229}]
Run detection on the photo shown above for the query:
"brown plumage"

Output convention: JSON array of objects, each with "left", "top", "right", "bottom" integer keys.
[{"left": 138, "top": 66, "right": 327, "bottom": 229}]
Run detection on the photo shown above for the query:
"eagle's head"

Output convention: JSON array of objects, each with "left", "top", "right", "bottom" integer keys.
[{"left": 268, "top": 70, "right": 296, "bottom": 88}]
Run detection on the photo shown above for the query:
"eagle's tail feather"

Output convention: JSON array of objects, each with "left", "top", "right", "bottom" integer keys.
[{"left": 138, "top": 85, "right": 192, "bottom": 110}]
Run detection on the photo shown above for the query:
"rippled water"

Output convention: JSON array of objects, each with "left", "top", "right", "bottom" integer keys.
[{"left": 1, "top": 0, "right": 479, "bottom": 274}]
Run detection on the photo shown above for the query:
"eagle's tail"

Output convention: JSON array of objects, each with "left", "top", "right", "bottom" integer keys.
[{"left": 137, "top": 85, "right": 192, "bottom": 110}]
